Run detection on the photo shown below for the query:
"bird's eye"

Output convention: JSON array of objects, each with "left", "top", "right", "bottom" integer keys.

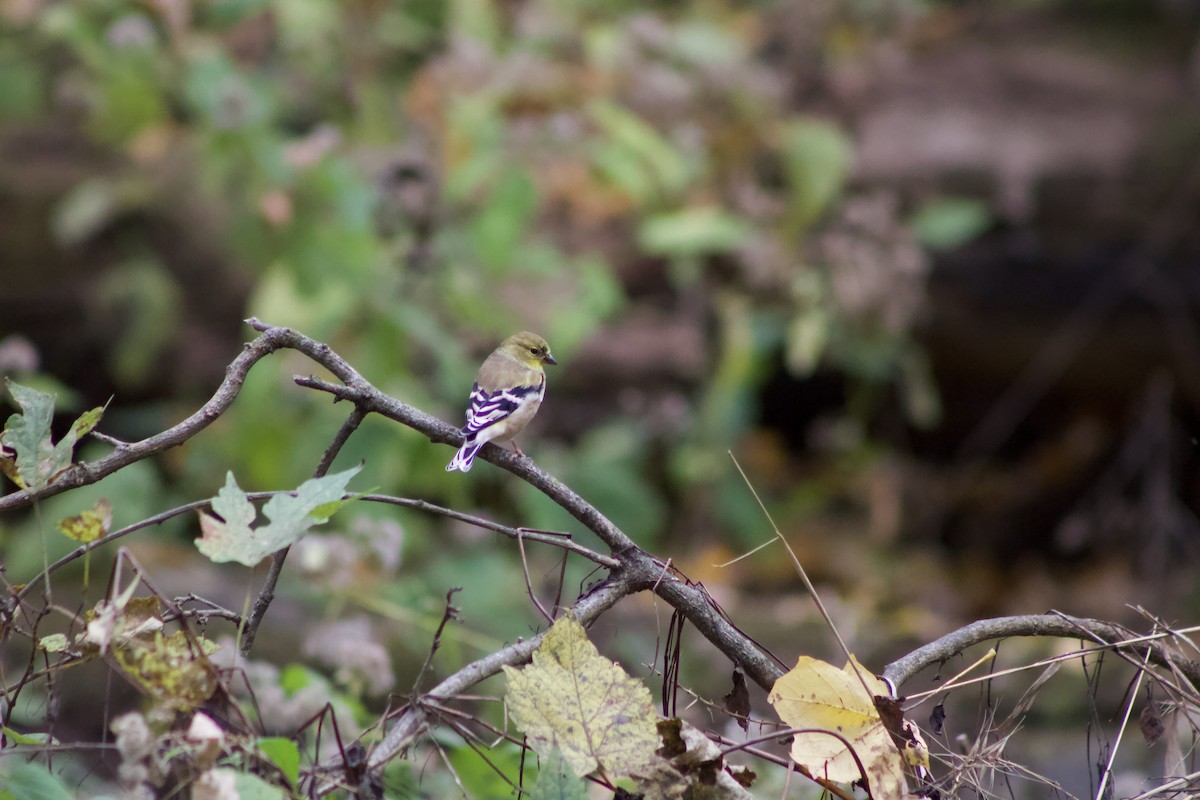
[{"left": 529, "top": 347, "right": 539, "bottom": 355}]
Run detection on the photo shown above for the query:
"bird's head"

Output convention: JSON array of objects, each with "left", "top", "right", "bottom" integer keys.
[{"left": 501, "top": 331, "right": 557, "bottom": 367}]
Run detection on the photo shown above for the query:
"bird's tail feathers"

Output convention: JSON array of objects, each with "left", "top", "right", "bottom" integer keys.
[{"left": 445, "top": 441, "right": 484, "bottom": 472}]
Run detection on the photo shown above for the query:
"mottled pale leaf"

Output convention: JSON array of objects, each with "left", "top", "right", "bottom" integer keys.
[
  {"left": 503, "top": 615, "right": 658, "bottom": 779},
  {"left": 39, "top": 634, "right": 69, "bottom": 653},
  {"left": 57, "top": 498, "right": 112, "bottom": 543},
  {"left": 258, "top": 465, "right": 362, "bottom": 534},
  {"left": 768, "top": 655, "right": 907, "bottom": 799},
  {"left": 113, "top": 630, "right": 219, "bottom": 712},
  {"left": 195, "top": 465, "right": 362, "bottom": 566},
  {"left": 80, "top": 591, "right": 162, "bottom": 656},
  {"left": 195, "top": 472, "right": 257, "bottom": 562}
]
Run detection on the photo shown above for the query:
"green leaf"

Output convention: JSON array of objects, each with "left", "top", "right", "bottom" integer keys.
[
  {"left": 899, "top": 347, "right": 942, "bottom": 429},
  {"left": 257, "top": 737, "right": 301, "bottom": 787},
  {"left": 199, "top": 768, "right": 284, "bottom": 800},
  {"left": 195, "top": 466, "right": 362, "bottom": 565},
  {"left": 588, "top": 100, "right": 690, "bottom": 202},
  {"left": 2, "top": 379, "right": 71, "bottom": 492},
  {"left": 639, "top": 206, "right": 750, "bottom": 259},
  {"left": 1, "top": 727, "right": 58, "bottom": 746},
  {"left": 528, "top": 748, "right": 587, "bottom": 800},
  {"left": 782, "top": 118, "right": 853, "bottom": 236},
  {"left": 306, "top": 493, "right": 363, "bottom": 526},
  {"left": 70, "top": 403, "right": 107, "bottom": 440},
  {"left": 90, "top": 62, "right": 170, "bottom": 144},
  {"left": 0, "top": 58, "right": 44, "bottom": 120},
  {"left": 184, "top": 54, "right": 269, "bottom": 130},
  {"left": 206, "top": 0, "right": 272, "bottom": 27},
  {"left": 0, "top": 762, "right": 74, "bottom": 800},
  {"left": 279, "top": 664, "right": 313, "bottom": 694},
  {"left": 97, "top": 257, "right": 183, "bottom": 389},
  {"left": 785, "top": 307, "right": 830, "bottom": 377},
  {"left": 910, "top": 197, "right": 991, "bottom": 251},
  {"left": 52, "top": 179, "right": 118, "bottom": 247},
  {"left": 470, "top": 169, "right": 539, "bottom": 272},
  {"left": 272, "top": 0, "right": 338, "bottom": 51}
]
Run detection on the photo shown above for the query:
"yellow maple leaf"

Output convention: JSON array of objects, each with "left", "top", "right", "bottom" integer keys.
[
  {"left": 767, "top": 655, "right": 908, "bottom": 799},
  {"left": 503, "top": 615, "right": 659, "bottom": 780},
  {"left": 114, "top": 630, "right": 219, "bottom": 712},
  {"left": 58, "top": 498, "right": 113, "bottom": 543}
]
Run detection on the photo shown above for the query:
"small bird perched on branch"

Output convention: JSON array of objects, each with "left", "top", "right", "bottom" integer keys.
[{"left": 445, "top": 331, "right": 557, "bottom": 472}]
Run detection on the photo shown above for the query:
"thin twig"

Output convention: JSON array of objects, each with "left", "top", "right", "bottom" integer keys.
[
  {"left": 86, "top": 431, "right": 128, "bottom": 448},
  {"left": 713, "top": 729, "right": 859, "bottom": 800},
  {"left": 363, "top": 496, "right": 618, "bottom": 568},
  {"left": 411, "top": 588, "right": 462, "bottom": 699},
  {"left": 1095, "top": 648, "right": 1152, "bottom": 800},
  {"left": 516, "top": 532, "right": 553, "bottom": 624},
  {"left": 729, "top": 451, "right": 868, "bottom": 695},
  {"left": 241, "top": 407, "right": 367, "bottom": 655}
]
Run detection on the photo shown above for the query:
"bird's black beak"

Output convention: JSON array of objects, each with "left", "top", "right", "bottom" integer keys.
[{"left": 544, "top": 353, "right": 558, "bottom": 366}]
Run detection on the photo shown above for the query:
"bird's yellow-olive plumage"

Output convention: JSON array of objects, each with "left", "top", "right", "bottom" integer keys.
[{"left": 445, "top": 332, "right": 556, "bottom": 473}]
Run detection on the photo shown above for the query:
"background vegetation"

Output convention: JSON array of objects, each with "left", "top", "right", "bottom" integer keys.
[{"left": 2, "top": 0, "right": 1199, "bottom": 797}]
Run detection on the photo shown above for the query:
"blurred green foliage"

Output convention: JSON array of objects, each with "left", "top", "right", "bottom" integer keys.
[
  {"left": 2, "top": 0, "right": 941, "bottom": 550},
  {"left": 0, "top": 0, "right": 954, "bottom": 791}
]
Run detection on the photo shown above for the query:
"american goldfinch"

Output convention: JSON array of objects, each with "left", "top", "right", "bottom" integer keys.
[{"left": 445, "top": 331, "right": 557, "bottom": 472}]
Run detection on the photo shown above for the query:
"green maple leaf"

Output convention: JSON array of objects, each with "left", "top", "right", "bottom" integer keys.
[
  {"left": 195, "top": 465, "right": 362, "bottom": 566},
  {"left": 1, "top": 379, "right": 106, "bottom": 492}
]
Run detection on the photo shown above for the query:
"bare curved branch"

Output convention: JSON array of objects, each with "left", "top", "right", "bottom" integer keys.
[
  {"left": 882, "top": 613, "right": 1200, "bottom": 691},
  {"left": 0, "top": 323, "right": 362, "bottom": 512}
]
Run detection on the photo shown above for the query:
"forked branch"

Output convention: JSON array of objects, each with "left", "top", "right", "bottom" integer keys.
[{"left": 5, "top": 319, "right": 1196, "bottom": 789}]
